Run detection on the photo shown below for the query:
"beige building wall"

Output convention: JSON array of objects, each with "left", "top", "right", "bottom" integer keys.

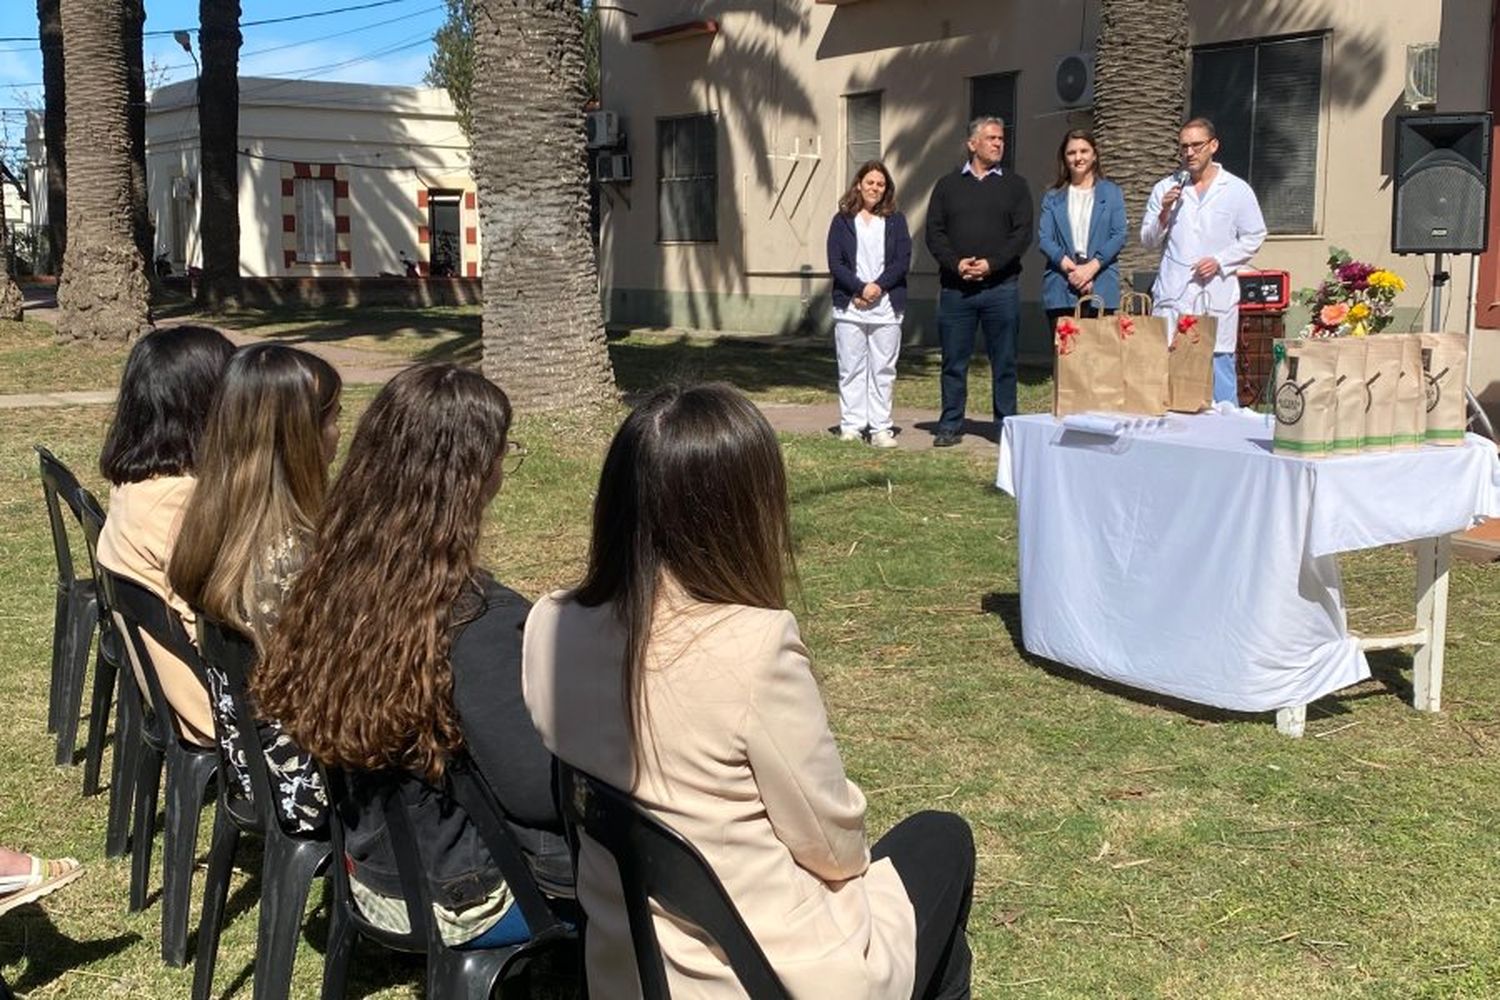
[
  {"left": 599, "top": 0, "right": 1472, "bottom": 364},
  {"left": 142, "top": 78, "right": 477, "bottom": 279}
]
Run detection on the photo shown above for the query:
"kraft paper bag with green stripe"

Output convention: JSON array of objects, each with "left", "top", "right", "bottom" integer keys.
[
  {"left": 1330, "top": 337, "right": 1367, "bottom": 455},
  {"left": 1118, "top": 293, "right": 1169, "bottom": 415},
  {"left": 1392, "top": 333, "right": 1427, "bottom": 449},
  {"left": 1272, "top": 339, "right": 1337, "bottom": 458},
  {"left": 1052, "top": 296, "right": 1125, "bottom": 417},
  {"left": 1360, "top": 336, "right": 1402, "bottom": 451},
  {"left": 1420, "top": 332, "right": 1469, "bottom": 445}
]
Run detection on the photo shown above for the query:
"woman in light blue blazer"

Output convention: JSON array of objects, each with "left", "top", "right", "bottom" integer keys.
[{"left": 1038, "top": 129, "right": 1127, "bottom": 326}]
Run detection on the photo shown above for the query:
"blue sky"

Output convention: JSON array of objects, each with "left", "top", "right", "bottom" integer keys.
[{"left": 0, "top": 0, "right": 445, "bottom": 120}]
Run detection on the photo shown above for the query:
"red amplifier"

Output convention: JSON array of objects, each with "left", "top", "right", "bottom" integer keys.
[{"left": 1238, "top": 269, "right": 1290, "bottom": 312}]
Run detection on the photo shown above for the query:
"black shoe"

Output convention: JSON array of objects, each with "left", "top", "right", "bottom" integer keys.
[{"left": 933, "top": 431, "right": 963, "bottom": 448}]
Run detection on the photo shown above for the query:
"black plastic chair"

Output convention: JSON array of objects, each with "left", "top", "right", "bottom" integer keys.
[
  {"left": 193, "top": 618, "right": 333, "bottom": 1000},
  {"left": 35, "top": 445, "right": 98, "bottom": 767},
  {"left": 556, "top": 765, "right": 789, "bottom": 999},
  {"left": 73, "top": 485, "right": 127, "bottom": 805},
  {"left": 0, "top": 968, "right": 12, "bottom": 1000},
  {"left": 94, "top": 567, "right": 218, "bottom": 968},
  {"left": 75, "top": 488, "right": 139, "bottom": 859},
  {"left": 321, "top": 760, "right": 577, "bottom": 999}
]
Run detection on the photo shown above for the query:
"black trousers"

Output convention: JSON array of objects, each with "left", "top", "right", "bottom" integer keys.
[{"left": 872, "top": 810, "right": 975, "bottom": 1000}]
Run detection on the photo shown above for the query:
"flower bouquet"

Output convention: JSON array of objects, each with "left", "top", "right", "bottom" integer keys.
[{"left": 1295, "top": 248, "right": 1407, "bottom": 338}]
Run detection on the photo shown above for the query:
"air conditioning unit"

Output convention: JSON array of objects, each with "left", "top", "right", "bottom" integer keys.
[
  {"left": 597, "top": 152, "right": 632, "bottom": 183},
  {"left": 170, "top": 175, "right": 195, "bottom": 200},
  {"left": 586, "top": 109, "right": 622, "bottom": 149},
  {"left": 1054, "top": 51, "right": 1094, "bottom": 108},
  {"left": 1405, "top": 43, "right": 1439, "bottom": 109}
]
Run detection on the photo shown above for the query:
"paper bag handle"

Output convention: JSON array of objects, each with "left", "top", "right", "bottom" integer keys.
[
  {"left": 1121, "top": 291, "right": 1154, "bottom": 316},
  {"left": 1073, "top": 294, "right": 1107, "bottom": 318}
]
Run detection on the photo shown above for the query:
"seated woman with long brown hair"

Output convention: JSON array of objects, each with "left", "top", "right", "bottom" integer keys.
[
  {"left": 254, "top": 363, "right": 571, "bottom": 949},
  {"left": 522, "top": 383, "right": 976, "bottom": 998},
  {"left": 98, "top": 324, "right": 236, "bottom": 746},
  {"left": 168, "top": 343, "right": 343, "bottom": 833}
]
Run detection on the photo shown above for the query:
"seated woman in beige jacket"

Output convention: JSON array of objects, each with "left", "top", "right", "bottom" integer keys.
[
  {"left": 97, "top": 325, "right": 236, "bottom": 746},
  {"left": 523, "top": 383, "right": 975, "bottom": 999}
]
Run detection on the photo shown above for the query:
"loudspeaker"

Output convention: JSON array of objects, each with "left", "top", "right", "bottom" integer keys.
[{"left": 1392, "top": 112, "right": 1492, "bottom": 254}]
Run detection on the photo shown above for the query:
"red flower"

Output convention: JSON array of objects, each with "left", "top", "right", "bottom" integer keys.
[
  {"left": 1118, "top": 316, "right": 1136, "bottom": 339},
  {"left": 1056, "top": 319, "right": 1080, "bottom": 355}
]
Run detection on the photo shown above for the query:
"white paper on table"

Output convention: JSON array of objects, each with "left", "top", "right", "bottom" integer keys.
[{"left": 1060, "top": 412, "right": 1171, "bottom": 436}]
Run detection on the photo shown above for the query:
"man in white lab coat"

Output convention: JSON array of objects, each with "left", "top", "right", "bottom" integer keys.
[{"left": 1141, "top": 118, "right": 1267, "bottom": 403}]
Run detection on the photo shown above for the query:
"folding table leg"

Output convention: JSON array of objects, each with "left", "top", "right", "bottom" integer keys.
[
  {"left": 1412, "top": 535, "right": 1451, "bottom": 713},
  {"left": 1275, "top": 705, "right": 1306, "bottom": 738}
]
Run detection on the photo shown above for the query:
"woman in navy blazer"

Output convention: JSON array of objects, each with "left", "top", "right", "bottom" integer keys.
[
  {"left": 1037, "top": 130, "right": 1127, "bottom": 325},
  {"left": 826, "top": 160, "right": 912, "bottom": 448}
]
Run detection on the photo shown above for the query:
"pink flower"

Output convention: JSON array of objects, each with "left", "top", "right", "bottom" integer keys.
[{"left": 1320, "top": 303, "right": 1349, "bottom": 327}]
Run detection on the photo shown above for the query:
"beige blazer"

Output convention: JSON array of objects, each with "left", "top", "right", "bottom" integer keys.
[
  {"left": 522, "top": 589, "right": 916, "bottom": 1000},
  {"left": 96, "top": 475, "right": 213, "bottom": 746}
]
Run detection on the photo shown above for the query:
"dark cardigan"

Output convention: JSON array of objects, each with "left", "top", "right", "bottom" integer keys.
[{"left": 826, "top": 210, "right": 912, "bottom": 314}]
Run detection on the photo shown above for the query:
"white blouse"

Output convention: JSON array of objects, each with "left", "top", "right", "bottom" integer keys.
[
  {"left": 833, "top": 213, "right": 900, "bottom": 325},
  {"left": 1067, "top": 184, "right": 1094, "bottom": 257}
]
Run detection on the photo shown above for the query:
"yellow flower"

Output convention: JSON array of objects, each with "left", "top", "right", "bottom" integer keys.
[
  {"left": 1349, "top": 321, "right": 1369, "bottom": 337},
  {"left": 1368, "top": 270, "right": 1406, "bottom": 292},
  {"left": 1348, "top": 302, "right": 1371, "bottom": 322}
]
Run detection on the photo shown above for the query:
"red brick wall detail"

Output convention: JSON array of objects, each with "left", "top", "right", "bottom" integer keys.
[
  {"left": 282, "top": 214, "right": 296, "bottom": 233},
  {"left": 465, "top": 227, "right": 477, "bottom": 245},
  {"left": 418, "top": 226, "right": 429, "bottom": 244}
]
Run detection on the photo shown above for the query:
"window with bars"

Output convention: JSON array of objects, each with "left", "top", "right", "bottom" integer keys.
[
  {"left": 295, "top": 177, "right": 338, "bottom": 263},
  {"left": 968, "top": 72, "right": 1018, "bottom": 174},
  {"left": 1190, "top": 33, "right": 1325, "bottom": 234},
  {"left": 657, "top": 114, "right": 717, "bottom": 243},
  {"left": 845, "top": 92, "right": 882, "bottom": 175}
]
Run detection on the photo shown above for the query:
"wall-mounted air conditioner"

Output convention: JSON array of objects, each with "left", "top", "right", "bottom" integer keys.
[
  {"left": 597, "top": 152, "right": 632, "bottom": 183},
  {"left": 1054, "top": 51, "right": 1094, "bottom": 109},
  {"left": 586, "top": 110, "right": 622, "bottom": 148},
  {"left": 1405, "top": 43, "right": 1439, "bottom": 109}
]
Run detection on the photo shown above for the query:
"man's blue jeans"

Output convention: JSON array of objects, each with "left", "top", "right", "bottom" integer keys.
[{"left": 938, "top": 280, "right": 1019, "bottom": 434}]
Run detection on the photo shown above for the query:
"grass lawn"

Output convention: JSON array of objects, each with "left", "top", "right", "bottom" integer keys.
[{"left": 3, "top": 328, "right": 1500, "bottom": 997}]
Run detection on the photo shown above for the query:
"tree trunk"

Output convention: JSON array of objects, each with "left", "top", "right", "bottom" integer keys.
[
  {"left": 471, "top": 0, "right": 616, "bottom": 411},
  {"left": 37, "top": 0, "right": 66, "bottom": 273},
  {"left": 124, "top": 0, "right": 154, "bottom": 280},
  {"left": 56, "top": 0, "right": 151, "bottom": 341},
  {"left": 1093, "top": 0, "right": 1189, "bottom": 286},
  {"left": 0, "top": 185, "right": 23, "bottom": 322},
  {"left": 197, "top": 0, "right": 242, "bottom": 311}
]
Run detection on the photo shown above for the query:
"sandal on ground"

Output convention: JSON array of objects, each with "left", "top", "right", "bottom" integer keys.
[{"left": 0, "top": 856, "right": 84, "bottom": 916}]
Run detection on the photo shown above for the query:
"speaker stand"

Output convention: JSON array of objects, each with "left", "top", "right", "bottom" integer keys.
[{"left": 1429, "top": 251, "right": 1448, "bottom": 331}]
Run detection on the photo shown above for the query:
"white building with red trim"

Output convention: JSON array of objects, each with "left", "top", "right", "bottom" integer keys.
[{"left": 41, "top": 76, "right": 481, "bottom": 282}]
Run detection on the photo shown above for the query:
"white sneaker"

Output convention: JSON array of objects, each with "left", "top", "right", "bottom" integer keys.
[
  {"left": 870, "top": 430, "right": 898, "bottom": 449},
  {"left": 839, "top": 429, "right": 863, "bottom": 442}
]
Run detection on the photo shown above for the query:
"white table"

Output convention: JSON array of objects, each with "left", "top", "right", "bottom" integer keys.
[{"left": 996, "top": 410, "right": 1500, "bottom": 735}]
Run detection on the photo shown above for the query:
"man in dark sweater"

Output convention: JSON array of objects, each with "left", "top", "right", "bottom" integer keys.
[{"left": 924, "top": 117, "right": 1034, "bottom": 445}]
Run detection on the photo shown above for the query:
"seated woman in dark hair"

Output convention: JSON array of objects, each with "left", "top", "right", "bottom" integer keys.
[
  {"left": 255, "top": 363, "right": 571, "bottom": 948},
  {"left": 523, "top": 383, "right": 976, "bottom": 999},
  {"left": 98, "top": 324, "right": 237, "bottom": 746},
  {"left": 169, "top": 344, "right": 343, "bottom": 833}
]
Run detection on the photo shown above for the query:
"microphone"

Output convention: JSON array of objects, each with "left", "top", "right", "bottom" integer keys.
[{"left": 1172, "top": 168, "right": 1189, "bottom": 188}]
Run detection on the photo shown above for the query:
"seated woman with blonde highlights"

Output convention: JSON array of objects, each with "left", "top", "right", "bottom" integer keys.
[
  {"left": 254, "top": 363, "right": 571, "bottom": 949},
  {"left": 523, "top": 383, "right": 976, "bottom": 998},
  {"left": 169, "top": 343, "right": 343, "bottom": 833}
]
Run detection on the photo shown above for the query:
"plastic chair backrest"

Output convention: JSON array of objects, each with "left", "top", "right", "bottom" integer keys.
[
  {"left": 556, "top": 765, "right": 788, "bottom": 999},
  {"left": 94, "top": 566, "right": 209, "bottom": 751},
  {"left": 195, "top": 618, "right": 275, "bottom": 830},
  {"left": 323, "top": 758, "right": 569, "bottom": 957},
  {"left": 35, "top": 445, "right": 85, "bottom": 588}
]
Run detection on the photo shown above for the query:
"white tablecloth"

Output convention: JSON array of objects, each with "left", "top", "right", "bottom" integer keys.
[{"left": 996, "top": 410, "right": 1500, "bottom": 712}]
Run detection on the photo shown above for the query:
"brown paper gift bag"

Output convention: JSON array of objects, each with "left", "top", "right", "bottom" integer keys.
[
  {"left": 1167, "top": 309, "right": 1216, "bottom": 413},
  {"left": 1392, "top": 333, "right": 1427, "bottom": 450},
  {"left": 1052, "top": 297, "right": 1126, "bottom": 417},
  {"left": 1272, "top": 339, "right": 1338, "bottom": 458},
  {"left": 1360, "top": 335, "right": 1403, "bottom": 451},
  {"left": 1420, "top": 332, "right": 1469, "bottom": 445},
  {"left": 1330, "top": 338, "right": 1367, "bottom": 456},
  {"left": 1118, "top": 293, "right": 1169, "bottom": 416}
]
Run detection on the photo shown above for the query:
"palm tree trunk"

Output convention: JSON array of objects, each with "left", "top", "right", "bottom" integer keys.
[
  {"left": 1093, "top": 0, "right": 1189, "bottom": 286},
  {"left": 125, "top": 0, "right": 154, "bottom": 279},
  {"left": 56, "top": 0, "right": 151, "bottom": 341},
  {"left": 37, "top": 0, "right": 65, "bottom": 273},
  {"left": 471, "top": 0, "right": 616, "bottom": 411},
  {"left": 197, "top": 0, "right": 242, "bottom": 310}
]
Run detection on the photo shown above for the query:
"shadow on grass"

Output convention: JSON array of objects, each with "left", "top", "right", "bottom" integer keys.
[
  {"left": 0, "top": 908, "right": 139, "bottom": 994},
  {"left": 980, "top": 591, "right": 1372, "bottom": 728}
]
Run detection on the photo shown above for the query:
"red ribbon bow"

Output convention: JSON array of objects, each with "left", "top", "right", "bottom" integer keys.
[
  {"left": 1173, "top": 314, "right": 1201, "bottom": 349},
  {"left": 1056, "top": 319, "right": 1080, "bottom": 355},
  {"left": 1118, "top": 316, "right": 1136, "bottom": 339}
]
